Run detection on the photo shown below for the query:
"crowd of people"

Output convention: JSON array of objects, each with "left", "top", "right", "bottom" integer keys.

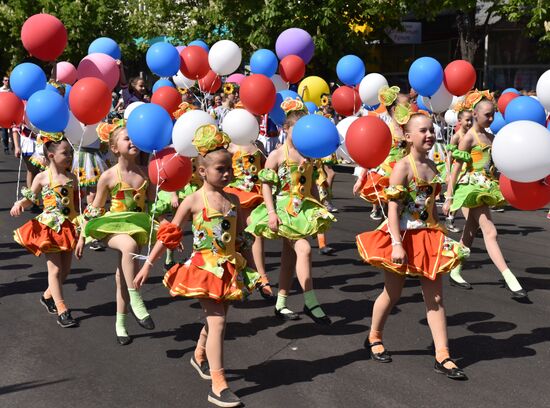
[{"left": 5, "top": 65, "right": 543, "bottom": 407}]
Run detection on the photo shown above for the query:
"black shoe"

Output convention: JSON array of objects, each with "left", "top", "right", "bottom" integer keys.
[
  {"left": 257, "top": 282, "right": 275, "bottom": 300},
  {"left": 507, "top": 286, "right": 528, "bottom": 299},
  {"left": 57, "top": 311, "right": 78, "bottom": 328},
  {"left": 190, "top": 356, "right": 211, "bottom": 380},
  {"left": 365, "top": 340, "right": 392, "bottom": 363},
  {"left": 319, "top": 246, "right": 335, "bottom": 255},
  {"left": 132, "top": 311, "right": 155, "bottom": 330},
  {"left": 449, "top": 275, "right": 472, "bottom": 290},
  {"left": 89, "top": 240, "right": 105, "bottom": 251},
  {"left": 303, "top": 305, "right": 332, "bottom": 325},
  {"left": 207, "top": 388, "right": 242, "bottom": 408},
  {"left": 434, "top": 358, "right": 468, "bottom": 380},
  {"left": 40, "top": 296, "right": 57, "bottom": 314},
  {"left": 164, "top": 261, "right": 176, "bottom": 271},
  {"left": 274, "top": 307, "right": 299, "bottom": 321},
  {"left": 117, "top": 335, "right": 132, "bottom": 346}
]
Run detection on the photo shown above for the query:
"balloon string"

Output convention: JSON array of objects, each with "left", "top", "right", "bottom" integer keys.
[
  {"left": 145, "top": 150, "right": 161, "bottom": 259},
  {"left": 15, "top": 149, "right": 24, "bottom": 201}
]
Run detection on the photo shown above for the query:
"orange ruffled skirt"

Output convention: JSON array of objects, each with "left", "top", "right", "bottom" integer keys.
[
  {"left": 356, "top": 227, "right": 466, "bottom": 280},
  {"left": 163, "top": 258, "right": 259, "bottom": 302},
  {"left": 224, "top": 185, "right": 263, "bottom": 209},
  {"left": 360, "top": 172, "right": 389, "bottom": 204},
  {"left": 14, "top": 219, "right": 77, "bottom": 256}
]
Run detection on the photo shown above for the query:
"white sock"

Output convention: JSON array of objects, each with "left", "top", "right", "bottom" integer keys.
[
  {"left": 501, "top": 269, "right": 523, "bottom": 292},
  {"left": 450, "top": 264, "right": 468, "bottom": 284}
]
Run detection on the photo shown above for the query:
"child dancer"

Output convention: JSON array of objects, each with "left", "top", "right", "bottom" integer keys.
[
  {"left": 314, "top": 159, "right": 335, "bottom": 255},
  {"left": 134, "top": 124, "right": 259, "bottom": 407},
  {"left": 353, "top": 86, "right": 410, "bottom": 220},
  {"left": 357, "top": 107, "right": 468, "bottom": 380},
  {"left": 443, "top": 109, "right": 473, "bottom": 233},
  {"left": 11, "top": 133, "right": 79, "bottom": 328},
  {"left": 247, "top": 97, "right": 336, "bottom": 324},
  {"left": 443, "top": 90, "right": 527, "bottom": 298},
  {"left": 76, "top": 125, "right": 155, "bottom": 345}
]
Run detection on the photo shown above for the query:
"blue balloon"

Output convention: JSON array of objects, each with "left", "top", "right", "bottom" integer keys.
[
  {"left": 269, "top": 90, "right": 301, "bottom": 125},
  {"left": 146, "top": 42, "right": 181, "bottom": 77},
  {"left": 408, "top": 57, "right": 443, "bottom": 97},
  {"left": 152, "top": 78, "right": 175, "bottom": 93},
  {"left": 416, "top": 96, "right": 432, "bottom": 113},
  {"left": 189, "top": 39, "right": 209, "bottom": 52},
  {"left": 250, "top": 49, "right": 278, "bottom": 77},
  {"left": 45, "top": 83, "right": 60, "bottom": 94},
  {"left": 305, "top": 101, "right": 318, "bottom": 114},
  {"left": 504, "top": 96, "right": 547, "bottom": 126},
  {"left": 26, "top": 90, "right": 69, "bottom": 132},
  {"left": 10, "top": 63, "right": 47, "bottom": 100},
  {"left": 292, "top": 115, "right": 340, "bottom": 158},
  {"left": 88, "top": 37, "right": 121, "bottom": 60},
  {"left": 336, "top": 55, "right": 365, "bottom": 86},
  {"left": 64, "top": 85, "right": 72, "bottom": 103},
  {"left": 502, "top": 87, "right": 520, "bottom": 95},
  {"left": 490, "top": 112, "right": 506, "bottom": 134},
  {"left": 126, "top": 103, "right": 173, "bottom": 153}
]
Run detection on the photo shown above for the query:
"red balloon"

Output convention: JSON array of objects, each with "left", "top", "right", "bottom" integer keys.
[
  {"left": 498, "top": 92, "right": 519, "bottom": 114},
  {"left": 148, "top": 148, "right": 192, "bottom": 192},
  {"left": 198, "top": 70, "right": 221, "bottom": 94},
  {"left": 151, "top": 86, "right": 182, "bottom": 119},
  {"left": 180, "top": 46, "right": 210, "bottom": 80},
  {"left": 345, "top": 116, "right": 392, "bottom": 168},
  {"left": 279, "top": 55, "right": 306, "bottom": 84},
  {"left": 69, "top": 78, "right": 111, "bottom": 125},
  {"left": 443, "top": 60, "right": 477, "bottom": 96},
  {"left": 0, "top": 92, "right": 25, "bottom": 128},
  {"left": 499, "top": 175, "right": 550, "bottom": 210},
  {"left": 21, "top": 14, "right": 67, "bottom": 61},
  {"left": 332, "top": 86, "right": 362, "bottom": 117},
  {"left": 240, "top": 74, "right": 276, "bottom": 115}
]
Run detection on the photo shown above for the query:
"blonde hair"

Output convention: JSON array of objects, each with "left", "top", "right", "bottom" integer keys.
[{"left": 109, "top": 126, "right": 127, "bottom": 156}]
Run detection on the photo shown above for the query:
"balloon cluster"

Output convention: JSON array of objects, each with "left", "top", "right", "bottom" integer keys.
[{"left": 488, "top": 71, "right": 550, "bottom": 210}]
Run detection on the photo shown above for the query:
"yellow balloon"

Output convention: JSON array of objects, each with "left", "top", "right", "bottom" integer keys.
[{"left": 298, "top": 76, "right": 330, "bottom": 106}]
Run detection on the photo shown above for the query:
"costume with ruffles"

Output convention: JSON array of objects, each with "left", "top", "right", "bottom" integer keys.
[{"left": 357, "top": 155, "right": 469, "bottom": 280}]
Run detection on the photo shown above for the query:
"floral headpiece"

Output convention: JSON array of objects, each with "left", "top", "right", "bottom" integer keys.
[
  {"left": 37, "top": 131, "right": 64, "bottom": 145},
  {"left": 177, "top": 87, "right": 188, "bottom": 95},
  {"left": 281, "top": 97, "right": 306, "bottom": 115},
  {"left": 173, "top": 102, "right": 195, "bottom": 120},
  {"left": 97, "top": 119, "right": 125, "bottom": 143},
  {"left": 378, "top": 85, "right": 400, "bottom": 107},
  {"left": 192, "top": 124, "right": 231, "bottom": 156},
  {"left": 234, "top": 101, "right": 245, "bottom": 109},
  {"left": 394, "top": 103, "right": 430, "bottom": 125},
  {"left": 462, "top": 89, "right": 494, "bottom": 110},
  {"left": 48, "top": 80, "right": 66, "bottom": 93},
  {"left": 320, "top": 94, "right": 330, "bottom": 107}
]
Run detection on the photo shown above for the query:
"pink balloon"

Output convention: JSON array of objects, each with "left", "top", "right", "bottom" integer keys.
[
  {"left": 56, "top": 61, "right": 77, "bottom": 85},
  {"left": 226, "top": 73, "right": 245, "bottom": 85},
  {"left": 77, "top": 53, "right": 120, "bottom": 90}
]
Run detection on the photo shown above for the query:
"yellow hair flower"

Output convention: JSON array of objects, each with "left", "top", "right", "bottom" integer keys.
[
  {"left": 192, "top": 124, "right": 231, "bottom": 156},
  {"left": 378, "top": 85, "right": 400, "bottom": 106},
  {"left": 281, "top": 97, "right": 306, "bottom": 115},
  {"left": 223, "top": 83, "right": 235, "bottom": 95},
  {"left": 320, "top": 94, "right": 330, "bottom": 107}
]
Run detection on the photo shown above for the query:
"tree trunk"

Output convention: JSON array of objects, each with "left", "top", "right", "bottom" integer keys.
[{"left": 456, "top": 10, "right": 478, "bottom": 63}]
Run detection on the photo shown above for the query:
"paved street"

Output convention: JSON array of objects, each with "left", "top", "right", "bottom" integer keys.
[{"left": 1, "top": 153, "right": 549, "bottom": 408}]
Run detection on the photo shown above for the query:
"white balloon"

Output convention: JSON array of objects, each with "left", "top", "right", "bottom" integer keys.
[
  {"left": 124, "top": 102, "right": 145, "bottom": 120},
  {"left": 444, "top": 110, "right": 458, "bottom": 126},
  {"left": 271, "top": 74, "right": 289, "bottom": 92},
  {"left": 223, "top": 109, "right": 259, "bottom": 146},
  {"left": 172, "top": 110, "right": 216, "bottom": 157},
  {"left": 422, "top": 83, "right": 453, "bottom": 113},
  {"left": 536, "top": 69, "right": 550, "bottom": 111},
  {"left": 359, "top": 73, "right": 388, "bottom": 106},
  {"left": 208, "top": 40, "right": 242, "bottom": 76},
  {"left": 336, "top": 116, "right": 359, "bottom": 161},
  {"left": 492, "top": 120, "right": 550, "bottom": 182},
  {"left": 173, "top": 71, "right": 195, "bottom": 89},
  {"left": 64, "top": 113, "right": 99, "bottom": 147}
]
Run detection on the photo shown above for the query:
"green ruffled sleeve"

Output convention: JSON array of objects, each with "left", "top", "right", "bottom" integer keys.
[
  {"left": 385, "top": 185, "right": 407, "bottom": 201},
  {"left": 452, "top": 150, "right": 472, "bottom": 163},
  {"left": 259, "top": 168, "right": 279, "bottom": 185},
  {"left": 446, "top": 144, "right": 457, "bottom": 153}
]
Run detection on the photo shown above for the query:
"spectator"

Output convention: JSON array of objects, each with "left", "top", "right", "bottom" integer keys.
[{"left": 1, "top": 76, "right": 12, "bottom": 153}]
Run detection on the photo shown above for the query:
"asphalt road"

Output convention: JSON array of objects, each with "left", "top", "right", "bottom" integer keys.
[{"left": 1, "top": 153, "right": 549, "bottom": 408}]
